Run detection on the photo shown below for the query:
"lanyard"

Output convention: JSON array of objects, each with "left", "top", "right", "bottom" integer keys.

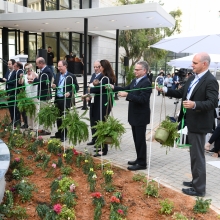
[
  {"left": 58, "top": 73, "right": 67, "bottom": 87},
  {"left": 187, "top": 75, "right": 203, "bottom": 94}
]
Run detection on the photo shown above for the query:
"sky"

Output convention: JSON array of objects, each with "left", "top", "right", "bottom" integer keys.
[{"left": 146, "top": 0, "right": 220, "bottom": 32}]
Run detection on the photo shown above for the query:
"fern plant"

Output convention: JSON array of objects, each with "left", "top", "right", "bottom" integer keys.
[
  {"left": 17, "top": 89, "right": 36, "bottom": 117},
  {"left": 36, "top": 103, "right": 60, "bottom": 130},
  {"left": 158, "top": 116, "right": 179, "bottom": 148},
  {"left": 92, "top": 116, "right": 126, "bottom": 149},
  {"left": 59, "top": 107, "right": 89, "bottom": 145}
]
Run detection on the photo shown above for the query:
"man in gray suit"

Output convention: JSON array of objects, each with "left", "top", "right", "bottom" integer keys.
[{"left": 157, "top": 52, "right": 219, "bottom": 197}]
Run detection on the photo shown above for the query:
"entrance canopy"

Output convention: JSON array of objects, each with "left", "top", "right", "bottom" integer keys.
[{"left": 0, "top": 3, "right": 175, "bottom": 32}]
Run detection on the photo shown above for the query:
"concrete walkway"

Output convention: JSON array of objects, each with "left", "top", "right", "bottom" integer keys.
[{"left": 50, "top": 76, "right": 220, "bottom": 213}]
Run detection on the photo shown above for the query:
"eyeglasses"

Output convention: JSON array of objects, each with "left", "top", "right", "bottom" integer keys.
[
  {"left": 94, "top": 66, "right": 100, "bottom": 68},
  {"left": 134, "top": 69, "right": 143, "bottom": 71}
]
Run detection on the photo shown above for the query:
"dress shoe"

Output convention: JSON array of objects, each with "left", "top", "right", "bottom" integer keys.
[
  {"left": 127, "top": 164, "right": 146, "bottom": 171},
  {"left": 87, "top": 141, "right": 95, "bottom": 145},
  {"left": 39, "top": 130, "right": 51, "bottom": 135},
  {"left": 21, "top": 124, "right": 28, "bottom": 129},
  {"left": 60, "top": 137, "right": 67, "bottom": 142},
  {"left": 209, "top": 148, "right": 215, "bottom": 153},
  {"left": 50, "top": 136, "right": 57, "bottom": 139},
  {"left": 183, "top": 181, "right": 193, "bottom": 187},
  {"left": 182, "top": 188, "right": 205, "bottom": 197},
  {"left": 128, "top": 160, "right": 137, "bottom": 165}
]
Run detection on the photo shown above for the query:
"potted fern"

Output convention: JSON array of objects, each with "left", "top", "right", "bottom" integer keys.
[
  {"left": 59, "top": 107, "right": 89, "bottom": 145},
  {"left": 92, "top": 116, "right": 126, "bottom": 150},
  {"left": 17, "top": 90, "right": 36, "bottom": 117},
  {"left": 155, "top": 116, "right": 179, "bottom": 148},
  {"left": 36, "top": 103, "right": 60, "bottom": 130}
]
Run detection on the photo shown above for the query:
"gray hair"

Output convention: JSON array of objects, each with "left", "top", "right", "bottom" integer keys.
[
  {"left": 136, "top": 61, "right": 149, "bottom": 72},
  {"left": 37, "top": 57, "right": 46, "bottom": 64},
  {"left": 200, "top": 53, "right": 211, "bottom": 65}
]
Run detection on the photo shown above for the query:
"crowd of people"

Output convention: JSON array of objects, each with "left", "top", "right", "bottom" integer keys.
[{"left": 0, "top": 57, "right": 79, "bottom": 142}]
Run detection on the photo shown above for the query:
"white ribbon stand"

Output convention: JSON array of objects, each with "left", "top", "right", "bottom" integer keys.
[
  {"left": 147, "top": 76, "right": 165, "bottom": 183},
  {"left": 36, "top": 73, "right": 49, "bottom": 139},
  {"left": 62, "top": 75, "right": 74, "bottom": 153},
  {"left": 176, "top": 126, "right": 188, "bottom": 147},
  {"left": 99, "top": 76, "right": 110, "bottom": 170}
]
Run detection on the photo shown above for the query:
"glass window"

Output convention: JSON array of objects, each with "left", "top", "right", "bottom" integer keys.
[
  {"left": 7, "top": 0, "right": 23, "bottom": 6},
  {"left": 8, "top": 31, "right": 16, "bottom": 58},
  {"left": 72, "top": 41, "right": 79, "bottom": 57},
  {"left": 60, "top": 0, "right": 69, "bottom": 9},
  {"left": 27, "top": 0, "right": 41, "bottom": 11},
  {"left": 60, "top": 38, "right": 69, "bottom": 60},
  {"left": 72, "top": 0, "right": 80, "bottom": 9},
  {"left": 37, "top": 35, "right": 42, "bottom": 50},
  {"left": 9, "top": 45, "right": 15, "bottom": 59},
  {"left": 20, "top": 32, "right": 24, "bottom": 54},
  {"left": 82, "top": 0, "right": 90, "bottom": 9},
  {"left": 28, "top": 34, "right": 37, "bottom": 61},
  {"left": 60, "top": 32, "right": 69, "bottom": 40},
  {"left": 45, "top": 0, "right": 57, "bottom": 11},
  {"left": 72, "top": 33, "right": 80, "bottom": 41}
]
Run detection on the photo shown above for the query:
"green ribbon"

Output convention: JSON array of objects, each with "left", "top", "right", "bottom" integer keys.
[{"left": 177, "top": 106, "right": 191, "bottom": 148}]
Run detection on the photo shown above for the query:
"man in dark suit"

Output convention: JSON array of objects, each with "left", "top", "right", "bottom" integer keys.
[
  {"left": 32, "top": 57, "right": 53, "bottom": 135},
  {"left": 0, "top": 60, "right": 23, "bottom": 127},
  {"left": 51, "top": 60, "right": 79, "bottom": 142},
  {"left": 147, "top": 70, "right": 153, "bottom": 83},
  {"left": 87, "top": 60, "right": 102, "bottom": 145},
  {"left": 157, "top": 52, "right": 219, "bottom": 197},
  {"left": 113, "top": 61, "right": 152, "bottom": 171}
]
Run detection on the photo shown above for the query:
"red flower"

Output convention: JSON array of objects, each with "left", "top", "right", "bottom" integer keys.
[
  {"left": 14, "top": 158, "right": 20, "bottom": 162},
  {"left": 110, "top": 196, "right": 120, "bottom": 203},
  {"left": 91, "top": 192, "right": 102, "bottom": 199},
  {"left": 117, "top": 209, "right": 124, "bottom": 215},
  {"left": 73, "top": 149, "right": 79, "bottom": 155},
  {"left": 53, "top": 204, "right": 62, "bottom": 214}
]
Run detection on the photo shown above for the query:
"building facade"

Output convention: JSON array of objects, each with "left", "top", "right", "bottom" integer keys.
[{"left": 0, "top": 0, "right": 120, "bottom": 76}]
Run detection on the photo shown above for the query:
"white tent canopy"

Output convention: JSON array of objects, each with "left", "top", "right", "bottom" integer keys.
[
  {"left": 150, "top": 29, "right": 220, "bottom": 54},
  {"left": 167, "top": 54, "right": 220, "bottom": 69}
]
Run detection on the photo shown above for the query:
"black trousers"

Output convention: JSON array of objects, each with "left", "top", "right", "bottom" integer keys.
[
  {"left": 131, "top": 125, "right": 147, "bottom": 166},
  {"left": 188, "top": 131, "right": 206, "bottom": 194},
  {"left": 89, "top": 103, "right": 96, "bottom": 142},
  {"left": 55, "top": 97, "right": 71, "bottom": 139},
  {"left": 8, "top": 99, "right": 20, "bottom": 125}
]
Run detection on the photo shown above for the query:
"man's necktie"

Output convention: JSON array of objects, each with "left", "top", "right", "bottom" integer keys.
[{"left": 133, "top": 80, "right": 137, "bottom": 87}]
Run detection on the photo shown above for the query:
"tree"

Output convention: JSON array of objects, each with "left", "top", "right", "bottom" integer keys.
[{"left": 118, "top": 0, "right": 182, "bottom": 66}]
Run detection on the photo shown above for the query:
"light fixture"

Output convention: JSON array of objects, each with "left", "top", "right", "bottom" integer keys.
[
  {"left": 75, "top": 21, "right": 80, "bottom": 24},
  {"left": 94, "top": 27, "right": 98, "bottom": 29},
  {"left": 124, "top": 25, "right": 130, "bottom": 28},
  {"left": 65, "top": 28, "right": 70, "bottom": 30},
  {"left": 14, "top": 24, "right": 19, "bottom": 26},
  {"left": 110, "top": 19, "right": 116, "bottom": 22},
  {"left": 39, "top": 29, "right": 44, "bottom": 31},
  {"left": 157, "top": 23, "right": 162, "bottom": 26},
  {"left": 42, "top": 22, "right": 49, "bottom": 24},
  {"left": 146, "top": 17, "right": 153, "bottom": 19}
]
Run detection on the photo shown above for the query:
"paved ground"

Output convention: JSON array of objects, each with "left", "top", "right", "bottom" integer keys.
[{"left": 49, "top": 76, "right": 220, "bottom": 214}]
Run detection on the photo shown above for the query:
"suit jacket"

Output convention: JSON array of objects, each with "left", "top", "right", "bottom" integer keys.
[
  {"left": 33, "top": 66, "right": 52, "bottom": 101},
  {"left": 89, "top": 74, "right": 114, "bottom": 122},
  {"left": 54, "top": 71, "right": 79, "bottom": 106},
  {"left": 166, "top": 70, "right": 219, "bottom": 133},
  {"left": 114, "top": 76, "right": 152, "bottom": 126},
  {"left": 0, "top": 69, "right": 22, "bottom": 98}
]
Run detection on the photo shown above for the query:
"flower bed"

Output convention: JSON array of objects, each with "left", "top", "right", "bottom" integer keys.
[{"left": 0, "top": 110, "right": 219, "bottom": 220}]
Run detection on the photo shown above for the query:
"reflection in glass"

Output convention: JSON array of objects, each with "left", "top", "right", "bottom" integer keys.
[
  {"left": 0, "top": 29, "right": 2, "bottom": 43},
  {"left": 0, "top": 44, "right": 2, "bottom": 78},
  {"left": 60, "top": 0, "right": 69, "bottom": 9},
  {"left": 28, "top": 35, "right": 37, "bottom": 61},
  {"left": 60, "top": 32, "right": 69, "bottom": 40},
  {"left": 72, "top": 41, "right": 79, "bottom": 57},
  {"left": 37, "top": 35, "right": 42, "bottom": 49},
  {"left": 20, "top": 32, "right": 24, "bottom": 54},
  {"left": 72, "top": 0, "right": 80, "bottom": 9},
  {"left": 45, "top": 0, "right": 57, "bottom": 11},
  {"left": 7, "top": 0, "right": 23, "bottom": 6},
  {"left": 8, "top": 32, "right": 15, "bottom": 44},
  {"left": 9, "top": 45, "right": 15, "bottom": 59},
  {"left": 60, "top": 38, "right": 69, "bottom": 60},
  {"left": 27, "top": 0, "right": 41, "bottom": 11}
]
